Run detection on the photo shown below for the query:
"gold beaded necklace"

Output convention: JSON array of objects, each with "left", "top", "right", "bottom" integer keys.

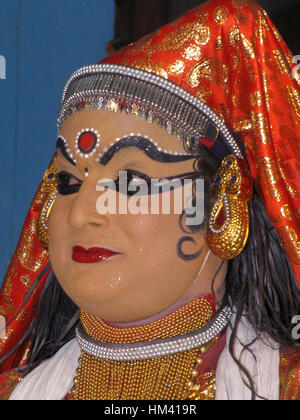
[{"left": 68, "top": 295, "right": 221, "bottom": 400}]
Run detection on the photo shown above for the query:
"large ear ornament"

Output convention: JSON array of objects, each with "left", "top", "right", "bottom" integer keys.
[
  {"left": 206, "top": 155, "right": 253, "bottom": 260},
  {"left": 37, "top": 161, "right": 58, "bottom": 248}
]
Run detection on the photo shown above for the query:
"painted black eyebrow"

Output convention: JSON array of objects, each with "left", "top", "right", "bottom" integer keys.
[
  {"left": 99, "top": 136, "right": 196, "bottom": 166},
  {"left": 56, "top": 137, "right": 76, "bottom": 166}
]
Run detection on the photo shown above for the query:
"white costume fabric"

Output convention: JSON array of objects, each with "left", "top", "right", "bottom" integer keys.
[{"left": 216, "top": 314, "right": 280, "bottom": 400}]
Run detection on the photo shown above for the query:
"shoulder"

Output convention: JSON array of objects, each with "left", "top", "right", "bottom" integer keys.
[
  {"left": 280, "top": 346, "right": 300, "bottom": 400},
  {"left": 0, "top": 370, "right": 23, "bottom": 400}
]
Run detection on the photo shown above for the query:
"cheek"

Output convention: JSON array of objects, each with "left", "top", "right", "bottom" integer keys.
[
  {"left": 119, "top": 212, "right": 199, "bottom": 282},
  {"left": 48, "top": 197, "right": 72, "bottom": 278}
]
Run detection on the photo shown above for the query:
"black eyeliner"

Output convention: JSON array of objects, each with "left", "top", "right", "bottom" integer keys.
[
  {"left": 56, "top": 137, "right": 76, "bottom": 166},
  {"left": 56, "top": 170, "right": 82, "bottom": 195}
]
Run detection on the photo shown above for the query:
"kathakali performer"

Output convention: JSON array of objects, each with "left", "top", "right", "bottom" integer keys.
[{"left": 0, "top": 0, "right": 299, "bottom": 400}]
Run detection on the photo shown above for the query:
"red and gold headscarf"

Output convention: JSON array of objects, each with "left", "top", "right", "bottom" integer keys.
[{"left": 0, "top": 0, "right": 299, "bottom": 372}]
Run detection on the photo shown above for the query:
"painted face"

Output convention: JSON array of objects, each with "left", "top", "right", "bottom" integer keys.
[{"left": 48, "top": 108, "right": 226, "bottom": 324}]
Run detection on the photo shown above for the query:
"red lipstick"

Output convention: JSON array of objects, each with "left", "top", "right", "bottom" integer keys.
[{"left": 72, "top": 246, "right": 120, "bottom": 263}]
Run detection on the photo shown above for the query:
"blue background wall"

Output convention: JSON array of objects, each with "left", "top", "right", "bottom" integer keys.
[{"left": 0, "top": 0, "right": 115, "bottom": 283}]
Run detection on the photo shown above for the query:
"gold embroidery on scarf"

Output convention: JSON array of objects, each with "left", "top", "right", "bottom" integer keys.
[
  {"left": 197, "top": 10, "right": 209, "bottom": 24},
  {"left": 0, "top": 370, "right": 22, "bottom": 400},
  {"left": 285, "top": 86, "right": 300, "bottom": 118},
  {"left": 279, "top": 125, "right": 300, "bottom": 160},
  {"left": 285, "top": 182, "right": 298, "bottom": 199},
  {"left": 16, "top": 309, "right": 27, "bottom": 323},
  {"left": 214, "top": 6, "right": 229, "bottom": 25},
  {"left": 234, "top": 12, "right": 248, "bottom": 25},
  {"left": 250, "top": 91, "right": 263, "bottom": 107},
  {"left": 229, "top": 25, "right": 240, "bottom": 49},
  {"left": 125, "top": 33, "right": 155, "bottom": 56},
  {"left": 232, "top": 92, "right": 249, "bottom": 109},
  {"left": 231, "top": 55, "right": 240, "bottom": 70},
  {"left": 265, "top": 185, "right": 282, "bottom": 203},
  {"left": 272, "top": 25, "right": 283, "bottom": 43},
  {"left": 217, "top": 104, "right": 231, "bottom": 123},
  {"left": 168, "top": 60, "right": 185, "bottom": 76},
  {"left": 280, "top": 350, "right": 300, "bottom": 400},
  {"left": 187, "top": 58, "right": 228, "bottom": 88},
  {"left": 128, "top": 58, "right": 168, "bottom": 79},
  {"left": 277, "top": 226, "right": 300, "bottom": 265},
  {"left": 215, "top": 36, "right": 225, "bottom": 50},
  {"left": 233, "top": 117, "right": 252, "bottom": 133},
  {"left": 20, "top": 275, "right": 31, "bottom": 292},
  {"left": 1, "top": 276, "right": 14, "bottom": 313},
  {"left": 273, "top": 49, "right": 290, "bottom": 75},
  {"left": 17, "top": 226, "right": 48, "bottom": 272},
  {"left": 162, "top": 22, "right": 210, "bottom": 52},
  {"left": 182, "top": 45, "right": 202, "bottom": 61},
  {"left": 281, "top": 204, "right": 293, "bottom": 221},
  {"left": 31, "top": 188, "right": 46, "bottom": 207},
  {"left": 260, "top": 156, "right": 280, "bottom": 185},
  {"left": 241, "top": 34, "right": 256, "bottom": 59},
  {"left": 231, "top": 0, "right": 246, "bottom": 9},
  {"left": 272, "top": 105, "right": 285, "bottom": 116},
  {"left": 276, "top": 157, "right": 287, "bottom": 181},
  {"left": 269, "top": 215, "right": 281, "bottom": 225},
  {"left": 254, "top": 9, "right": 270, "bottom": 44},
  {"left": 0, "top": 327, "right": 14, "bottom": 345},
  {"left": 251, "top": 111, "right": 271, "bottom": 145},
  {"left": 261, "top": 70, "right": 271, "bottom": 110},
  {"left": 195, "top": 86, "right": 213, "bottom": 102},
  {"left": 229, "top": 25, "right": 255, "bottom": 59},
  {"left": 246, "top": 63, "right": 257, "bottom": 81}
]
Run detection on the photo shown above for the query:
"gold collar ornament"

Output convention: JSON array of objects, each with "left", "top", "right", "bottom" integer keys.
[{"left": 68, "top": 295, "right": 230, "bottom": 400}]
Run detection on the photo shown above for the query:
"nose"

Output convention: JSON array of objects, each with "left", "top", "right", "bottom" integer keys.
[{"left": 68, "top": 177, "right": 110, "bottom": 231}]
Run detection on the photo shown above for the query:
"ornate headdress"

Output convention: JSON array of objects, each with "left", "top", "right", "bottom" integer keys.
[{"left": 1, "top": 0, "right": 299, "bottom": 373}]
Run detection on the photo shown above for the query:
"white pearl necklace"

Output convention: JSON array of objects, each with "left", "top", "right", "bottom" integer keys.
[{"left": 76, "top": 305, "right": 232, "bottom": 361}]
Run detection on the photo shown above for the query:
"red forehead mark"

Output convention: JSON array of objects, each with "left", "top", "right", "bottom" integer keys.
[{"left": 75, "top": 129, "right": 101, "bottom": 158}]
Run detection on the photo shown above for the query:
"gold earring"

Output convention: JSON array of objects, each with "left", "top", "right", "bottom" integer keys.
[
  {"left": 206, "top": 155, "right": 253, "bottom": 260},
  {"left": 38, "top": 161, "right": 58, "bottom": 248}
]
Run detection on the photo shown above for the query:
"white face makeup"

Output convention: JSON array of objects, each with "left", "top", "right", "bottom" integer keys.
[{"left": 49, "top": 108, "right": 227, "bottom": 324}]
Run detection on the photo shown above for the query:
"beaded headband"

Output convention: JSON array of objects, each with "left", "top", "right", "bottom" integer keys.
[{"left": 58, "top": 64, "right": 244, "bottom": 160}]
